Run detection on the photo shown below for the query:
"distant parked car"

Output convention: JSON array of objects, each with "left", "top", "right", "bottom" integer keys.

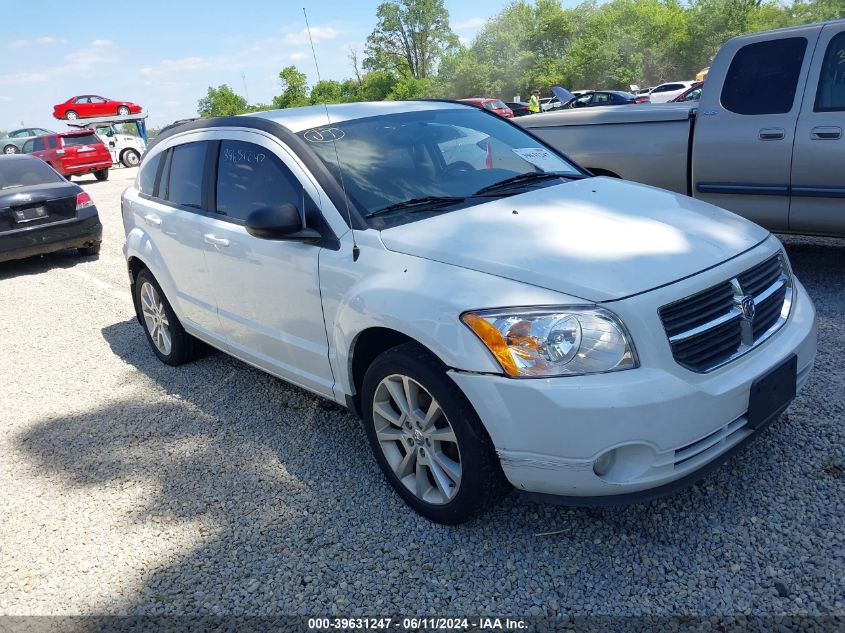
[
  {"left": 52, "top": 95, "right": 142, "bottom": 120},
  {"left": 539, "top": 96, "right": 562, "bottom": 112},
  {"left": 562, "top": 91, "right": 639, "bottom": 108},
  {"left": 504, "top": 101, "right": 532, "bottom": 117},
  {"left": 670, "top": 81, "right": 704, "bottom": 103},
  {"left": 458, "top": 98, "right": 514, "bottom": 118},
  {"left": 0, "top": 154, "right": 102, "bottom": 263},
  {"left": 22, "top": 130, "right": 112, "bottom": 181},
  {"left": 646, "top": 81, "right": 697, "bottom": 103},
  {"left": 1, "top": 128, "right": 55, "bottom": 155}
]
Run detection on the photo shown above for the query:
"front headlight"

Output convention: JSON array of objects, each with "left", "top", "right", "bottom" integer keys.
[{"left": 461, "top": 307, "right": 638, "bottom": 378}]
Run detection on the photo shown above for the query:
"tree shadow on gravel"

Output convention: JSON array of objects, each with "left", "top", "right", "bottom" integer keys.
[{"left": 14, "top": 234, "right": 845, "bottom": 616}]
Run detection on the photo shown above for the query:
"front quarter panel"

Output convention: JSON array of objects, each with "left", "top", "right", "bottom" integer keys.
[{"left": 320, "top": 230, "right": 582, "bottom": 400}]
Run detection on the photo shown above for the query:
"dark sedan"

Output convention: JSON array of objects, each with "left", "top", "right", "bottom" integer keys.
[
  {"left": 504, "top": 101, "right": 532, "bottom": 117},
  {"left": 563, "top": 91, "right": 639, "bottom": 108},
  {"left": 0, "top": 155, "right": 102, "bottom": 264}
]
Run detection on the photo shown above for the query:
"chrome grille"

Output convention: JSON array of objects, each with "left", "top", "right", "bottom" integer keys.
[{"left": 659, "top": 254, "right": 792, "bottom": 372}]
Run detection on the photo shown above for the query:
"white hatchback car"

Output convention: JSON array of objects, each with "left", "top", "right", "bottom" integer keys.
[{"left": 122, "top": 101, "right": 817, "bottom": 524}]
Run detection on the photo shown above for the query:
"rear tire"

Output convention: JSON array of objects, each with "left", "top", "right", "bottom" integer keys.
[
  {"left": 66, "top": 110, "right": 78, "bottom": 120},
  {"left": 121, "top": 149, "right": 140, "bottom": 167},
  {"left": 94, "top": 169, "right": 109, "bottom": 181},
  {"left": 134, "top": 269, "right": 203, "bottom": 366},
  {"left": 361, "top": 342, "right": 509, "bottom": 524},
  {"left": 77, "top": 243, "right": 101, "bottom": 257},
  {"left": 3, "top": 144, "right": 18, "bottom": 155}
]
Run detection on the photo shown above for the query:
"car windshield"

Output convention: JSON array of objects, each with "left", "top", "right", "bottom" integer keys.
[
  {"left": 0, "top": 157, "right": 63, "bottom": 189},
  {"left": 297, "top": 108, "right": 582, "bottom": 227}
]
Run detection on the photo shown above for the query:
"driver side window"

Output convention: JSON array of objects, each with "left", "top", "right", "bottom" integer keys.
[{"left": 215, "top": 140, "right": 302, "bottom": 223}]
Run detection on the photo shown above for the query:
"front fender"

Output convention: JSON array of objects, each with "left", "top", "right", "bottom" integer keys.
[{"left": 320, "top": 232, "right": 580, "bottom": 397}]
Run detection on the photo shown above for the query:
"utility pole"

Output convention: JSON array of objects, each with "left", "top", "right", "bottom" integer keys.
[{"left": 241, "top": 72, "right": 250, "bottom": 104}]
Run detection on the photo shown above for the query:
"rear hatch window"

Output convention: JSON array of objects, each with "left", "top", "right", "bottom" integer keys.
[{"left": 61, "top": 133, "right": 103, "bottom": 148}]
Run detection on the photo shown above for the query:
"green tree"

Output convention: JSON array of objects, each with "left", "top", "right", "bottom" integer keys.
[
  {"left": 360, "top": 70, "right": 400, "bottom": 100},
  {"left": 364, "top": 0, "right": 459, "bottom": 79},
  {"left": 196, "top": 84, "right": 249, "bottom": 117},
  {"left": 273, "top": 66, "right": 310, "bottom": 109},
  {"left": 310, "top": 79, "right": 345, "bottom": 105}
]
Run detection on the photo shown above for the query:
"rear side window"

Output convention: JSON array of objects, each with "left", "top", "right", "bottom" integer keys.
[
  {"left": 815, "top": 31, "right": 845, "bottom": 112},
  {"left": 0, "top": 157, "right": 63, "bottom": 189},
  {"left": 62, "top": 133, "right": 100, "bottom": 147},
  {"left": 165, "top": 142, "right": 207, "bottom": 209},
  {"left": 721, "top": 37, "right": 807, "bottom": 115},
  {"left": 48, "top": 137, "right": 57, "bottom": 149},
  {"left": 215, "top": 140, "right": 301, "bottom": 222},
  {"left": 31, "top": 138, "right": 45, "bottom": 151},
  {"left": 138, "top": 152, "right": 162, "bottom": 196}
]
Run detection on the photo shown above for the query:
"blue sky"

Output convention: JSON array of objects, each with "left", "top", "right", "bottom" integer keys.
[{"left": 0, "top": 0, "right": 521, "bottom": 131}]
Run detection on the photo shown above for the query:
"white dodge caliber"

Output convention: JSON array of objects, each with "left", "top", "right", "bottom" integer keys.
[{"left": 122, "top": 101, "right": 817, "bottom": 524}]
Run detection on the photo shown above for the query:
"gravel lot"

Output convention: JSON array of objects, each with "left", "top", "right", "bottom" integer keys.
[{"left": 0, "top": 165, "right": 843, "bottom": 619}]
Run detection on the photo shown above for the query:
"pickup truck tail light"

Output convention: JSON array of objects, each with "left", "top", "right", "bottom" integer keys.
[{"left": 76, "top": 192, "right": 94, "bottom": 210}]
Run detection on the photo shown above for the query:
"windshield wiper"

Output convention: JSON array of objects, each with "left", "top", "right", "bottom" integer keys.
[
  {"left": 365, "top": 196, "right": 466, "bottom": 218},
  {"left": 473, "top": 172, "right": 582, "bottom": 196}
]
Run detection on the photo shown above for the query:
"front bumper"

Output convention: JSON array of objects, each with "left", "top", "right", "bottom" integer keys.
[
  {"left": 448, "top": 279, "right": 817, "bottom": 501},
  {"left": 0, "top": 211, "right": 102, "bottom": 263}
]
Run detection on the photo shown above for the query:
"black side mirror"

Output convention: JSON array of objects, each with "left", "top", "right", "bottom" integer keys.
[{"left": 245, "top": 203, "right": 321, "bottom": 241}]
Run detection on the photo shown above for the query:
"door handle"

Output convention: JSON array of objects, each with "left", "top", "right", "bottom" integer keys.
[
  {"left": 811, "top": 126, "right": 842, "bottom": 140},
  {"left": 759, "top": 128, "right": 785, "bottom": 140},
  {"left": 203, "top": 234, "right": 230, "bottom": 247},
  {"left": 143, "top": 213, "right": 161, "bottom": 226}
]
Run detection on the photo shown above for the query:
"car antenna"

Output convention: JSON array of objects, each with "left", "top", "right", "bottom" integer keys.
[{"left": 303, "top": 7, "right": 360, "bottom": 262}]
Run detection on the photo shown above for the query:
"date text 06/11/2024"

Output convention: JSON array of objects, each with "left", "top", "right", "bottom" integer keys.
[{"left": 307, "top": 617, "right": 529, "bottom": 630}]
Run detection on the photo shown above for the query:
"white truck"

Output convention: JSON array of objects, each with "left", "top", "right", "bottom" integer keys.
[
  {"left": 519, "top": 20, "right": 845, "bottom": 237},
  {"left": 89, "top": 124, "right": 146, "bottom": 167}
]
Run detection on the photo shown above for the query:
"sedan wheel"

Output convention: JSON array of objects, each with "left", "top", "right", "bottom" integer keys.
[
  {"left": 140, "top": 281, "right": 172, "bottom": 356},
  {"left": 372, "top": 374, "right": 462, "bottom": 505},
  {"left": 134, "top": 270, "right": 204, "bottom": 366},
  {"left": 3, "top": 144, "right": 18, "bottom": 155},
  {"left": 361, "top": 342, "right": 508, "bottom": 524},
  {"left": 117, "top": 106, "right": 130, "bottom": 116},
  {"left": 66, "top": 111, "right": 78, "bottom": 120}
]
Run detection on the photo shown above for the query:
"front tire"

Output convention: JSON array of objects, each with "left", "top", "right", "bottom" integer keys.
[
  {"left": 361, "top": 342, "right": 508, "bottom": 524},
  {"left": 66, "top": 110, "right": 78, "bottom": 120},
  {"left": 121, "top": 149, "right": 140, "bottom": 167},
  {"left": 94, "top": 169, "right": 109, "bottom": 181},
  {"left": 134, "top": 270, "right": 203, "bottom": 366},
  {"left": 117, "top": 106, "right": 130, "bottom": 116},
  {"left": 3, "top": 144, "right": 18, "bottom": 155}
]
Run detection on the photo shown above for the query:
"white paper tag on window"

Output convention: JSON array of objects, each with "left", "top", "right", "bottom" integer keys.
[{"left": 512, "top": 147, "right": 571, "bottom": 172}]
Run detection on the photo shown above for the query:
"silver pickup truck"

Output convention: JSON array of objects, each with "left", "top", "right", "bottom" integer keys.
[{"left": 519, "top": 19, "right": 845, "bottom": 237}]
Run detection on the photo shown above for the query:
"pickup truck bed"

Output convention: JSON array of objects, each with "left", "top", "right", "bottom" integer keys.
[{"left": 520, "top": 105, "right": 695, "bottom": 195}]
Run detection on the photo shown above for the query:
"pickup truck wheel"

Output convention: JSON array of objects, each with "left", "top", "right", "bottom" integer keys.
[
  {"left": 134, "top": 270, "right": 203, "bottom": 366},
  {"left": 117, "top": 106, "right": 130, "bottom": 116},
  {"left": 94, "top": 169, "right": 109, "bottom": 181},
  {"left": 65, "top": 110, "right": 78, "bottom": 120},
  {"left": 121, "top": 149, "right": 140, "bottom": 167},
  {"left": 361, "top": 342, "right": 508, "bottom": 524},
  {"left": 3, "top": 144, "right": 18, "bottom": 155}
]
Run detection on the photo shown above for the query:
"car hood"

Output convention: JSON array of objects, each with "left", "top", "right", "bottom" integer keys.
[{"left": 378, "top": 177, "right": 769, "bottom": 302}]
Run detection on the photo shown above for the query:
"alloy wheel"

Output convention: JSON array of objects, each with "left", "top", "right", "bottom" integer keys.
[
  {"left": 140, "top": 281, "right": 172, "bottom": 356},
  {"left": 372, "top": 374, "right": 462, "bottom": 505}
]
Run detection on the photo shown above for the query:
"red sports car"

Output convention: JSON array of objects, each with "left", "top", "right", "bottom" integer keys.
[{"left": 53, "top": 95, "right": 142, "bottom": 120}]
